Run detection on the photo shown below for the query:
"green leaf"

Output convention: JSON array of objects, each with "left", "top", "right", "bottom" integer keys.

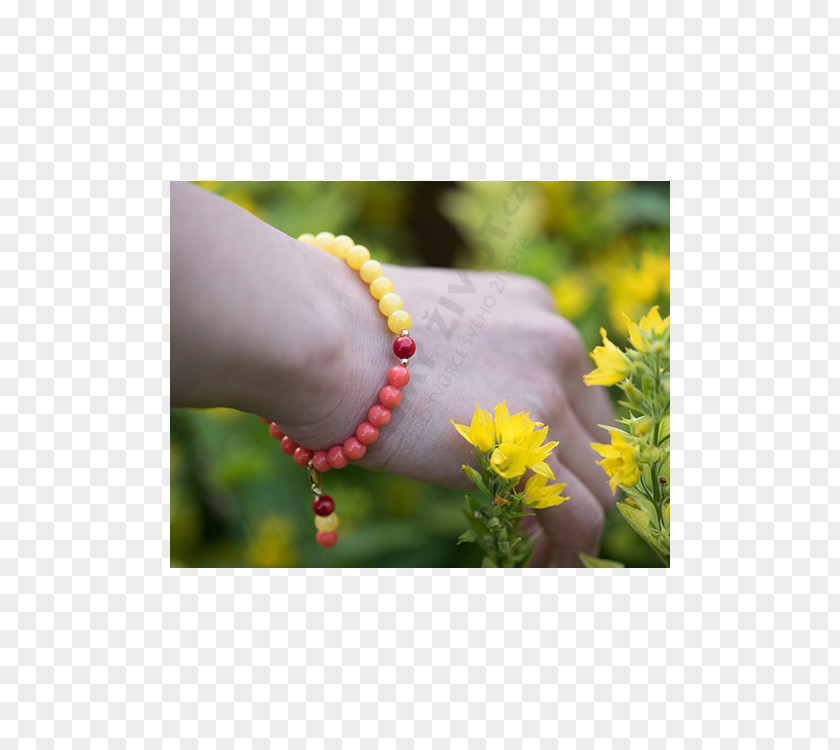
[
  {"left": 617, "top": 400, "right": 646, "bottom": 415},
  {"left": 457, "top": 530, "right": 478, "bottom": 546},
  {"left": 465, "top": 493, "right": 483, "bottom": 514},
  {"left": 616, "top": 502, "right": 670, "bottom": 565},
  {"left": 461, "top": 507, "right": 487, "bottom": 537},
  {"left": 481, "top": 556, "right": 498, "bottom": 568},
  {"left": 579, "top": 552, "right": 625, "bottom": 568},
  {"left": 658, "top": 453, "right": 670, "bottom": 486}
]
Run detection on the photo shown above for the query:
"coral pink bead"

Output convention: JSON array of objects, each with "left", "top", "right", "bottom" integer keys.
[
  {"left": 327, "top": 445, "right": 349, "bottom": 469},
  {"left": 312, "top": 450, "right": 331, "bottom": 473},
  {"left": 388, "top": 365, "right": 410, "bottom": 388},
  {"left": 313, "top": 495, "right": 335, "bottom": 516},
  {"left": 368, "top": 404, "right": 391, "bottom": 428},
  {"left": 393, "top": 336, "right": 416, "bottom": 359},
  {"left": 356, "top": 422, "right": 379, "bottom": 445},
  {"left": 343, "top": 436, "right": 367, "bottom": 460},
  {"left": 280, "top": 436, "right": 298, "bottom": 455},
  {"left": 293, "top": 446, "right": 314, "bottom": 468},
  {"left": 316, "top": 530, "right": 338, "bottom": 548},
  {"left": 269, "top": 422, "right": 285, "bottom": 440},
  {"left": 379, "top": 385, "right": 402, "bottom": 408}
]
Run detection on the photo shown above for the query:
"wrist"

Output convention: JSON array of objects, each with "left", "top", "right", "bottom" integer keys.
[{"left": 254, "top": 239, "right": 394, "bottom": 449}]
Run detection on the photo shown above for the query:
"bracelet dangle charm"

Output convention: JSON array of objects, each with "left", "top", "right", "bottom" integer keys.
[{"left": 260, "top": 232, "right": 415, "bottom": 548}]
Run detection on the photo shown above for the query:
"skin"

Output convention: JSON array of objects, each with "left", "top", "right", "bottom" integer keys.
[{"left": 171, "top": 182, "right": 615, "bottom": 566}]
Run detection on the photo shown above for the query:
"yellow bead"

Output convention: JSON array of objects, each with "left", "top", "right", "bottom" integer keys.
[
  {"left": 346, "top": 244, "right": 371, "bottom": 270},
  {"left": 314, "top": 232, "right": 335, "bottom": 251},
  {"left": 315, "top": 513, "right": 339, "bottom": 533},
  {"left": 370, "top": 276, "right": 394, "bottom": 300},
  {"left": 359, "top": 260, "right": 383, "bottom": 284},
  {"left": 297, "top": 233, "right": 316, "bottom": 244},
  {"left": 388, "top": 310, "right": 411, "bottom": 333},
  {"left": 331, "top": 235, "right": 354, "bottom": 259},
  {"left": 379, "top": 292, "right": 403, "bottom": 316}
]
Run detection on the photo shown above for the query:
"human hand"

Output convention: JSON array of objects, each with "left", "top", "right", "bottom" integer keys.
[
  {"left": 266, "top": 256, "right": 615, "bottom": 567},
  {"left": 171, "top": 184, "right": 614, "bottom": 567}
]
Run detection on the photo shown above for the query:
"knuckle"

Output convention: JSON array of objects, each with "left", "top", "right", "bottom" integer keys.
[
  {"left": 535, "top": 315, "right": 585, "bottom": 363},
  {"left": 529, "top": 374, "right": 572, "bottom": 436},
  {"left": 517, "top": 276, "right": 555, "bottom": 310},
  {"left": 553, "top": 317, "right": 585, "bottom": 354}
]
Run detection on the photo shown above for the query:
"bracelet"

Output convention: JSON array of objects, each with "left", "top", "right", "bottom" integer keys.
[{"left": 260, "top": 232, "right": 416, "bottom": 549}]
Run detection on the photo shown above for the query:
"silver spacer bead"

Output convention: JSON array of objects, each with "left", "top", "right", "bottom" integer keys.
[
  {"left": 400, "top": 358, "right": 409, "bottom": 367},
  {"left": 399, "top": 329, "right": 410, "bottom": 337}
]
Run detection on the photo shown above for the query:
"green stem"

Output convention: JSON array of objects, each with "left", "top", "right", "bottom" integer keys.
[
  {"left": 651, "top": 464, "right": 664, "bottom": 529},
  {"left": 650, "top": 351, "right": 664, "bottom": 529}
]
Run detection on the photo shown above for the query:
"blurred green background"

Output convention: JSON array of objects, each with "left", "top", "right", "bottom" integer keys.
[{"left": 171, "top": 181, "right": 670, "bottom": 567}]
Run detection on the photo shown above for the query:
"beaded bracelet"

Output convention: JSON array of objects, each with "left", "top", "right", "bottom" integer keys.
[{"left": 260, "top": 232, "right": 416, "bottom": 549}]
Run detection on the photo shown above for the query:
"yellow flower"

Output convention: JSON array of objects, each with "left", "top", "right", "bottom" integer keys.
[
  {"left": 246, "top": 516, "right": 297, "bottom": 567},
  {"left": 583, "top": 328, "right": 631, "bottom": 386},
  {"left": 493, "top": 400, "right": 538, "bottom": 444},
  {"left": 453, "top": 401, "right": 558, "bottom": 480},
  {"left": 521, "top": 474, "right": 568, "bottom": 509},
  {"left": 551, "top": 273, "right": 592, "bottom": 319},
  {"left": 451, "top": 404, "right": 496, "bottom": 453},
  {"left": 625, "top": 305, "right": 670, "bottom": 353},
  {"left": 629, "top": 415, "right": 653, "bottom": 437},
  {"left": 590, "top": 429, "right": 641, "bottom": 492},
  {"left": 490, "top": 423, "right": 558, "bottom": 480},
  {"left": 641, "top": 251, "right": 671, "bottom": 294}
]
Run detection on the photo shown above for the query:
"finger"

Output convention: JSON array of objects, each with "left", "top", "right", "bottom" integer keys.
[
  {"left": 519, "top": 496, "right": 557, "bottom": 568},
  {"left": 512, "top": 275, "right": 557, "bottom": 312},
  {"left": 561, "top": 343, "right": 616, "bottom": 444},
  {"left": 527, "top": 532, "right": 554, "bottom": 568},
  {"left": 545, "top": 395, "right": 615, "bottom": 513},
  {"left": 533, "top": 454, "right": 604, "bottom": 567}
]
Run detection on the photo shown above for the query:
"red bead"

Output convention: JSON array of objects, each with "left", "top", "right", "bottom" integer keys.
[
  {"left": 343, "top": 436, "right": 367, "bottom": 460},
  {"left": 356, "top": 422, "right": 379, "bottom": 445},
  {"left": 393, "top": 336, "right": 416, "bottom": 359},
  {"left": 269, "top": 422, "right": 285, "bottom": 440},
  {"left": 260, "top": 416, "right": 272, "bottom": 424},
  {"left": 327, "top": 445, "right": 349, "bottom": 469},
  {"left": 313, "top": 495, "right": 335, "bottom": 516},
  {"left": 280, "top": 436, "right": 298, "bottom": 455},
  {"left": 388, "top": 365, "right": 410, "bottom": 388},
  {"left": 312, "top": 450, "right": 331, "bottom": 473},
  {"left": 293, "top": 446, "right": 314, "bottom": 467},
  {"left": 368, "top": 404, "right": 391, "bottom": 427},
  {"left": 316, "top": 530, "right": 338, "bottom": 548},
  {"left": 379, "top": 385, "right": 402, "bottom": 409}
]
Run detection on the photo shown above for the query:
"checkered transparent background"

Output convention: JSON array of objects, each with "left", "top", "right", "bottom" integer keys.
[{"left": 2, "top": 2, "right": 837, "bottom": 747}]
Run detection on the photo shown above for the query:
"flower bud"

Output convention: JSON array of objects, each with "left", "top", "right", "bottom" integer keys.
[
  {"left": 630, "top": 415, "right": 652, "bottom": 436},
  {"left": 457, "top": 530, "right": 478, "bottom": 545},
  {"left": 641, "top": 445, "right": 662, "bottom": 463},
  {"left": 621, "top": 382, "right": 645, "bottom": 406},
  {"left": 487, "top": 517, "right": 501, "bottom": 528}
]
